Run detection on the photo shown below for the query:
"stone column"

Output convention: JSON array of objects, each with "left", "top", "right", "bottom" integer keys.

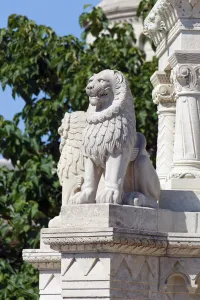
[
  {"left": 151, "top": 71, "right": 175, "bottom": 188},
  {"left": 168, "top": 51, "right": 200, "bottom": 184}
]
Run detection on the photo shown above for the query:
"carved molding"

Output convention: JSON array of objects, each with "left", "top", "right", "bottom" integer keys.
[
  {"left": 23, "top": 249, "right": 61, "bottom": 270},
  {"left": 144, "top": 0, "right": 200, "bottom": 46},
  {"left": 40, "top": 228, "right": 200, "bottom": 258}
]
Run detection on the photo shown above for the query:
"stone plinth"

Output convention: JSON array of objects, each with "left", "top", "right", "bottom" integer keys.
[{"left": 23, "top": 205, "right": 200, "bottom": 299}]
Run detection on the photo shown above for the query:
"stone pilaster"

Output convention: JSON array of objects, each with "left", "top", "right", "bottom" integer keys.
[
  {"left": 151, "top": 71, "right": 175, "bottom": 187},
  {"left": 168, "top": 51, "right": 200, "bottom": 182}
]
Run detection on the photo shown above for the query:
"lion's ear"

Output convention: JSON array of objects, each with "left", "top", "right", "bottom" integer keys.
[{"left": 114, "top": 70, "right": 124, "bottom": 84}]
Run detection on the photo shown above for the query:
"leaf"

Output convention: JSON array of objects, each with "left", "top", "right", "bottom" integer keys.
[{"left": 84, "top": 4, "right": 92, "bottom": 9}]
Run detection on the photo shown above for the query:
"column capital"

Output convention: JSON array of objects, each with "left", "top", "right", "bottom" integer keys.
[
  {"left": 151, "top": 71, "right": 175, "bottom": 104},
  {"left": 169, "top": 51, "right": 200, "bottom": 95}
]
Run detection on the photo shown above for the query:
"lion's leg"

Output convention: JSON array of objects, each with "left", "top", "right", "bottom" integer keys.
[
  {"left": 69, "top": 157, "right": 102, "bottom": 204},
  {"left": 97, "top": 150, "right": 131, "bottom": 204},
  {"left": 62, "top": 177, "right": 78, "bottom": 206}
]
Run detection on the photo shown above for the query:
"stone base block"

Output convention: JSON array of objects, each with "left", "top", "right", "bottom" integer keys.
[
  {"left": 60, "top": 204, "right": 200, "bottom": 233},
  {"left": 61, "top": 204, "right": 158, "bottom": 231}
]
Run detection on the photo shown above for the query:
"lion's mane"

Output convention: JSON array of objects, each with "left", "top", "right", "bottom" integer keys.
[{"left": 82, "top": 70, "right": 136, "bottom": 167}]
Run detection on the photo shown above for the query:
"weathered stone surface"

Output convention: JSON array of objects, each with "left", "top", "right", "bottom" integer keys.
[{"left": 61, "top": 204, "right": 158, "bottom": 231}]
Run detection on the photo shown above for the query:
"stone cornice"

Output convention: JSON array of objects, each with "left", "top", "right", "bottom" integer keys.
[
  {"left": 144, "top": 0, "right": 200, "bottom": 47},
  {"left": 41, "top": 227, "right": 200, "bottom": 258},
  {"left": 98, "top": 0, "right": 139, "bottom": 22},
  {"left": 22, "top": 249, "right": 61, "bottom": 270}
]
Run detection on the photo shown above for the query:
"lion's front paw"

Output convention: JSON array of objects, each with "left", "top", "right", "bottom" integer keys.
[
  {"left": 96, "top": 188, "right": 122, "bottom": 204},
  {"left": 69, "top": 188, "right": 95, "bottom": 204}
]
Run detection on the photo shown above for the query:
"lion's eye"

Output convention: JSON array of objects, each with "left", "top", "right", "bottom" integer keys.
[{"left": 98, "top": 79, "right": 104, "bottom": 83}]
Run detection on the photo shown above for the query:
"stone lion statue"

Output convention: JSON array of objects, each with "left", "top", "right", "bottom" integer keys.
[
  {"left": 57, "top": 69, "right": 160, "bottom": 205},
  {"left": 49, "top": 69, "right": 160, "bottom": 227}
]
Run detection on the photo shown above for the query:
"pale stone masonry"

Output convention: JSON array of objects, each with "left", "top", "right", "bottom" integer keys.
[{"left": 23, "top": 205, "right": 200, "bottom": 299}]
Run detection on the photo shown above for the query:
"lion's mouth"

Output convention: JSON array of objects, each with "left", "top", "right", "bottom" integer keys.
[
  {"left": 99, "top": 92, "right": 108, "bottom": 97},
  {"left": 97, "top": 92, "right": 108, "bottom": 99},
  {"left": 89, "top": 92, "right": 108, "bottom": 100}
]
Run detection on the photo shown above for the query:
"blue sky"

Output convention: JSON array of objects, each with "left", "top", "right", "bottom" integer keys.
[{"left": 0, "top": 0, "right": 99, "bottom": 124}]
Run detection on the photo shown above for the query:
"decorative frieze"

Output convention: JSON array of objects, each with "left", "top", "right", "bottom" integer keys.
[{"left": 41, "top": 226, "right": 200, "bottom": 258}]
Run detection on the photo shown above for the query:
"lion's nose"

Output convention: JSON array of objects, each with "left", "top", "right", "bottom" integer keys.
[{"left": 86, "top": 83, "right": 94, "bottom": 90}]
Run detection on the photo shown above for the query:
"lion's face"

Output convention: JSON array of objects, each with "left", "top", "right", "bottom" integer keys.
[{"left": 86, "top": 70, "right": 115, "bottom": 109}]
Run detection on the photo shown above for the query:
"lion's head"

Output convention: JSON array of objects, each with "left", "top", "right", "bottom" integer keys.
[
  {"left": 86, "top": 70, "right": 116, "bottom": 109},
  {"left": 86, "top": 70, "right": 128, "bottom": 112}
]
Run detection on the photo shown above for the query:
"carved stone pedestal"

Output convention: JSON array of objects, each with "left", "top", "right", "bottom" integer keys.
[{"left": 23, "top": 205, "right": 200, "bottom": 299}]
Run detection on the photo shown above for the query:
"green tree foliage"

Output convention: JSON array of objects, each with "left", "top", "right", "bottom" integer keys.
[
  {"left": 137, "top": 0, "right": 157, "bottom": 21},
  {"left": 0, "top": 5, "right": 157, "bottom": 299}
]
